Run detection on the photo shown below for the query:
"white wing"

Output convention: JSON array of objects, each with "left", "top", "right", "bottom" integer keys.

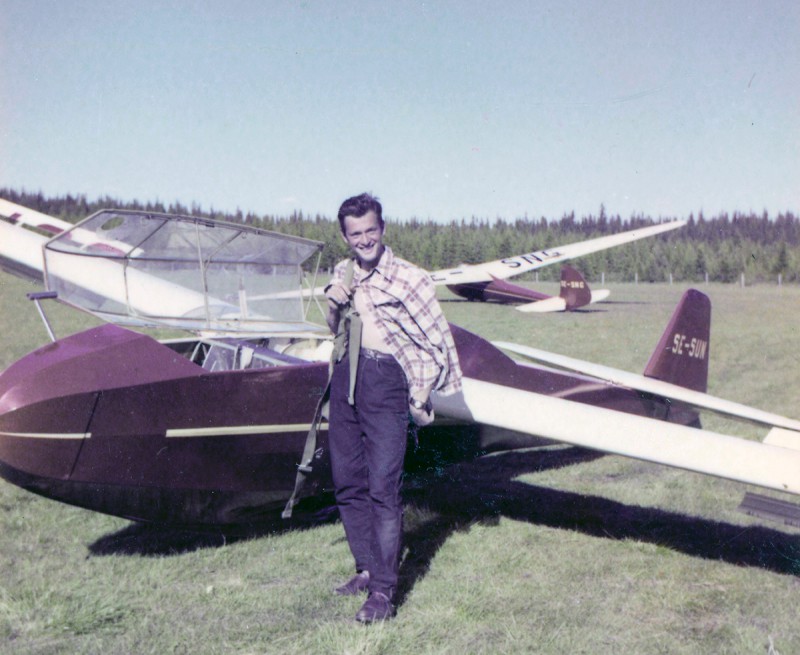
[
  {"left": 429, "top": 220, "right": 686, "bottom": 285},
  {"left": 515, "top": 297, "right": 567, "bottom": 313},
  {"left": 435, "top": 378, "right": 800, "bottom": 496},
  {"left": 0, "top": 197, "right": 140, "bottom": 254},
  {"left": 0, "top": 197, "right": 73, "bottom": 234},
  {"left": 491, "top": 341, "right": 800, "bottom": 433}
]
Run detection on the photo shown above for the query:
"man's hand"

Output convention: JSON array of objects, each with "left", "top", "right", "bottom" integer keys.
[
  {"left": 325, "top": 282, "right": 353, "bottom": 332},
  {"left": 409, "top": 404, "right": 434, "bottom": 427},
  {"left": 409, "top": 397, "right": 434, "bottom": 427},
  {"left": 325, "top": 281, "right": 352, "bottom": 308}
]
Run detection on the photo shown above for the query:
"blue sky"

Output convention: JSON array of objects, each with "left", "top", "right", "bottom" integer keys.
[{"left": 1, "top": 0, "right": 798, "bottom": 222}]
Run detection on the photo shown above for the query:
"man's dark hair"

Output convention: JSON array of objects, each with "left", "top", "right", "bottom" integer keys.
[{"left": 337, "top": 193, "right": 384, "bottom": 233}]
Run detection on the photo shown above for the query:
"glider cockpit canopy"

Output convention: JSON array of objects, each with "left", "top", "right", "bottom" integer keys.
[{"left": 42, "top": 209, "right": 328, "bottom": 336}]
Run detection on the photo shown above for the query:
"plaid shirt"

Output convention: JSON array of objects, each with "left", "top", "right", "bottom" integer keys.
[{"left": 330, "top": 246, "right": 462, "bottom": 397}]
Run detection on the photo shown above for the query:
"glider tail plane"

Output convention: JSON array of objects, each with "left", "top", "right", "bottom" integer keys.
[
  {"left": 559, "top": 265, "right": 593, "bottom": 310},
  {"left": 643, "top": 289, "right": 710, "bottom": 393}
]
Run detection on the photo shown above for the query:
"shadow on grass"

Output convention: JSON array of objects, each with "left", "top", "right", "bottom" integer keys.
[
  {"left": 559, "top": 307, "right": 607, "bottom": 313},
  {"left": 87, "top": 497, "right": 339, "bottom": 557},
  {"left": 438, "top": 297, "right": 612, "bottom": 312},
  {"left": 87, "top": 445, "right": 800, "bottom": 608},
  {"left": 596, "top": 299, "right": 649, "bottom": 305},
  {"left": 396, "top": 447, "right": 800, "bottom": 605}
]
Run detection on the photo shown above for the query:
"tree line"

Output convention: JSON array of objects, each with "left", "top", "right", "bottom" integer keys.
[{"left": 2, "top": 188, "right": 798, "bottom": 284}]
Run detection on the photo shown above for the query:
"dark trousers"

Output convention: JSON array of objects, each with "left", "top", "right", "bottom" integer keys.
[{"left": 329, "top": 352, "right": 409, "bottom": 600}]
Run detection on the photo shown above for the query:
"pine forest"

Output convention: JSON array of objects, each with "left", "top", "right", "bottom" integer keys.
[{"left": 2, "top": 189, "right": 798, "bottom": 285}]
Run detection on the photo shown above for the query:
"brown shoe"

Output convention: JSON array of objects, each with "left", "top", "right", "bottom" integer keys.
[
  {"left": 334, "top": 570, "right": 370, "bottom": 596},
  {"left": 355, "top": 592, "right": 396, "bottom": 623}
]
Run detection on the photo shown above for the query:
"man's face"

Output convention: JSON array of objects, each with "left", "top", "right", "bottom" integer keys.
[{"left": 341, "top": 210, "right": 385, "bottom": 268}]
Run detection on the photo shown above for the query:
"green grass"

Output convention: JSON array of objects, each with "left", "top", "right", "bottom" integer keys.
[{"left": 2, "top": 273, "right": 800, "bottom": 654}]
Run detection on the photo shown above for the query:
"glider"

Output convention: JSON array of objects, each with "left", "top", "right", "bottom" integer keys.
[
  {"left": 430, "top": 218, "right": 685, "bottom": 311},
  {"left": 0, "top": 199, "right": 798, "bottom": 528},
  {"left": 446, "top": 264, "right": 610, "bottom": 313}
]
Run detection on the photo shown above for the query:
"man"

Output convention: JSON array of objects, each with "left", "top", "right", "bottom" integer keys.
[{"left": 324, "top": 193, "right": 462, "bottom": 623}]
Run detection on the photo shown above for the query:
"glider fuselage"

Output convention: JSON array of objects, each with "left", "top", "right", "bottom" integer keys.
[
  {"left": 447, "top": 279, "right": 551, "bottom": 304},
  {"left": 0, "top": 323, "right": 691, "bottom": 525}
]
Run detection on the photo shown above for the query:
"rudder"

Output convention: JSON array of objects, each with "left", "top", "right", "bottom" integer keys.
[
  {"left": 644, "top": 289, "right": 711, "bottom": 392},
  {"left": 559, "top": 266, "right": 593, "bottom": 310}
]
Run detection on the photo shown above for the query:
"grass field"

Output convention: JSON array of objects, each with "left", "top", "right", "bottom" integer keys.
[{"left": 1, "top": 272, "right": 800, "bottom": 654}]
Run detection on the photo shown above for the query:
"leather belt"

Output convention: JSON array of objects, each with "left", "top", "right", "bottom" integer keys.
[{"left": 359, "top": 348, "right": 395, "bottom": 361}]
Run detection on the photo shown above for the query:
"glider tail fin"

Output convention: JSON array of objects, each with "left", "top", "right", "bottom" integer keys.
[
  {"left": 644, "top": 289, "right": 711, "bottom": 393},
  {"left": 559, "top": 265, "right": 593, "bottom": 310}
]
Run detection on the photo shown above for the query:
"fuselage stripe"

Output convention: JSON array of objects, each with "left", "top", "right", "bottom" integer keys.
[
  {"left": 165, "top": 423, "right": 328, "bottom": 438},
  {"left": 0, "top": 431, "right": 91, "bottom": 440}
]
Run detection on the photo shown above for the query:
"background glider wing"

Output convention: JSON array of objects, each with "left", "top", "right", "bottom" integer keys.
[{"left": 429, "top": 219, "right": 686, "bottom": 285}]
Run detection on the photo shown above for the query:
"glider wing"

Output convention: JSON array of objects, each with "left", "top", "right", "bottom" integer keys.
[
  {"left": 430, "top": 220, "right": 686, "bottom": 285},
  {"left": 435, "top": 378, "right": 800, "bottom": 495}
]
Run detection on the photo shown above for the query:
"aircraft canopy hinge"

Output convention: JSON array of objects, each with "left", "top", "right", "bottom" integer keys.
[{"left": 738, "top": 492, "right": 800, "bottom": 529}]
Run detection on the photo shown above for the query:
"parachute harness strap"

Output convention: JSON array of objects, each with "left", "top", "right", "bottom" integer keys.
[{"left": 282, "top": 259, "right": 358, "bottom": 519}]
